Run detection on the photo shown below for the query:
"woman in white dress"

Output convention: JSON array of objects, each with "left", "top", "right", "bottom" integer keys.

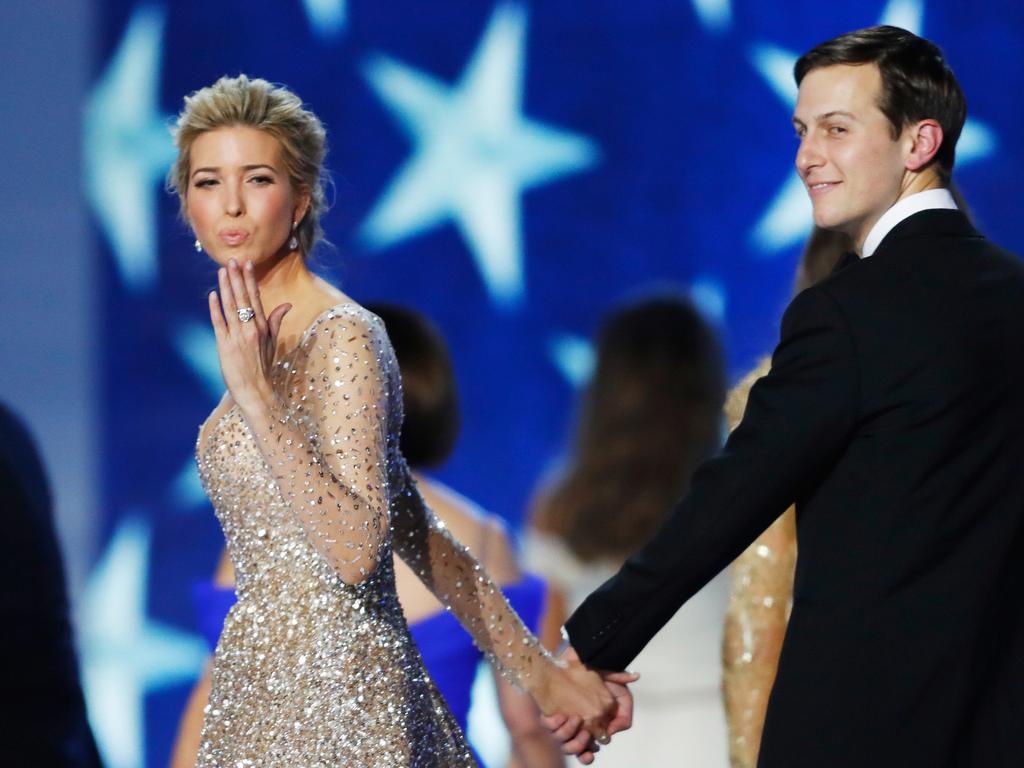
[{"left": 526, "top": 293, "right": 729, "bottom": 767}]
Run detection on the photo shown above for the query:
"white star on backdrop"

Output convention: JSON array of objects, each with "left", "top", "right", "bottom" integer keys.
[
  {"left": 549, "top": 333, "right": 597, "bottom": 389},
  {"left": 302, "top": 0, "right": 347, "bottom": 40},
  {"left": 689, "top": 275, "right": 728, "bottom": 323},
  {"left": 84, "top": 5, "right": 176, "bottom": 291},
  {"left": 358, "top": 2, "right": 600, "bottom": 308},
  {"left": 175, "top": 321, "right": 224, "bottom": 398},
  {"left": 748, "top": 0, "right": 998, "bottom": 254},
  {"left": 881, "top": 0, "right": 924, "bottom": 31},
  {"left": 172, "top": 459, "right": 209, "bottom": 509},
  {"left": 171, "top": 321, "right": 223, "bottom": 509},
  {"left": 79, "top": 517, "right": 207, "bottom": 768},
  {"left": 690, "top": 0, "right": 732, "bottom": 33}
]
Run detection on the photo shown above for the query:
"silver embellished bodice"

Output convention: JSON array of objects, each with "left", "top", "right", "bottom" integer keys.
[{"left": 193, "top": 304, "right": 490, "bottom": 767}]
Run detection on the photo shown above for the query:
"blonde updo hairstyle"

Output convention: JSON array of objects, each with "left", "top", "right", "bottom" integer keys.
[{"left": 169, "top": 74, "right": 328, "bottom": 257}]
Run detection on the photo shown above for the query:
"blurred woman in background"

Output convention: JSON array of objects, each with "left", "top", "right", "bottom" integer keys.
[{"left": 525, "top": 293, "right": 728, "bottom": 767}]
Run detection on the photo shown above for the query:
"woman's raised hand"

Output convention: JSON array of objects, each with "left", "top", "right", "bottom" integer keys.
[{"left": 208, "top": 259, "right": 291, "bottom": 417}]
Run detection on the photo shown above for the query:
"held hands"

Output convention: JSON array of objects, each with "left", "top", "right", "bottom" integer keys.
[
  {"left": 536, "top": 646, "right": 639, "bottom": 764},
  {"left": 208, "top": 259, "right": 291, "bottom": 418}
]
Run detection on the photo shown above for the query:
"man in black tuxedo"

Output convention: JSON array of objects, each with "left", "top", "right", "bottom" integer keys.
[
  {"left": 0, "top": 402, "right": 102, "bottom": 767},
  {"left": 554, "top": 26, "right": 1024, "bottom": 767}
]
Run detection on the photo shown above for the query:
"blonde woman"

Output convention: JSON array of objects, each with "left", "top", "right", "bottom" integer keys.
[{"left": 170, "top": 75, "right": 630, "bottom": 766}]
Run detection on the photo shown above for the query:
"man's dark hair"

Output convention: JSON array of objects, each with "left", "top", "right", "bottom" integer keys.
[
  {"left": 795, "top": 25, "right": 966, "bottom": 181},
  {"left": 366, "top": 303, "right": 460, "bottom": 468}
]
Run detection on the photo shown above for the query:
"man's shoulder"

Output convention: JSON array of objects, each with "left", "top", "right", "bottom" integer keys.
[
  {"left": 804, "top": 221, "right": 1024, "bottom": 346},
  {"left": 878, "top": 208, "right": 1021, "bottom": 264},
  {"left": 778, "top": 282, "right": 852, "bottom": 342},
  {"left": 833, "top": 216, "right": 1021, "bottom": 292}
]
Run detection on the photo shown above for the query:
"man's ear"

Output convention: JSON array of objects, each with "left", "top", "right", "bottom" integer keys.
[{"left": 905, "top": 119, "right": 943, "bottom": 172}]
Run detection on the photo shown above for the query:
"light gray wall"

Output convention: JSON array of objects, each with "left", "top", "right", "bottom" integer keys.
[{"left": 0, "top": 0, "right": 97, "bottom": 596}]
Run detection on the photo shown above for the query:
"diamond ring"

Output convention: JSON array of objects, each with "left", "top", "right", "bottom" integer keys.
[{"left": 237, "top": 307, "right": 256, "bottom": 323}]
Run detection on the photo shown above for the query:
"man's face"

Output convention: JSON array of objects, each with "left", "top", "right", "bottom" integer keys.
[{"left": 792, "top": 63, "right": 910, "bottom": 247}]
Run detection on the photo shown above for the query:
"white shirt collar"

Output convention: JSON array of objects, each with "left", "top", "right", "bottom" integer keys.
[{"left": 861, "top": 188, "right": 958, "bottom": 258}]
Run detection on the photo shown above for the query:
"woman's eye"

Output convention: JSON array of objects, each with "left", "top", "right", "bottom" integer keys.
[
  {"left": 828, "top": 125, "right": 847, "bottom": 135},
  {"left": 250, "top": 175, "right": 273, "bottom": 185},
  {"left": 194, "top": 178, "right": 218, "bottom": 188}
]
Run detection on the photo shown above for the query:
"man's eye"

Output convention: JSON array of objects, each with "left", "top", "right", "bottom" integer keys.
[{"left": 828, "top": 125, "right": 847, "bottom": 135}]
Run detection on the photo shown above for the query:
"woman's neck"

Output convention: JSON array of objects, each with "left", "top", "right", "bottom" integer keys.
[
  {"left": 252, "top": 250, "right": 350, "bottom": 355},
  {"left": 254, "top": 250, "right": 308, "bottom": 306}
]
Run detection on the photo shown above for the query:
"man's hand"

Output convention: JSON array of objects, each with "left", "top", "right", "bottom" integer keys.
[
  {"left": 541, "top": 645, "right": 639, "bottom": 764},
  {"left": 530, "top": 644, "right": 616, "bottom": 749}
]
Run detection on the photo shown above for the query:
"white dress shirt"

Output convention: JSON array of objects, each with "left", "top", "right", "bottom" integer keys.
[{"left": 861, "top": 187, "right": 958, "bottom": 258}]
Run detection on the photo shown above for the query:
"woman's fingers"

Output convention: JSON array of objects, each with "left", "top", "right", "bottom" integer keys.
[
  {"left": 540, "top": 713, "right": 568, "bottom": 732},
  {"left": 561, "top": 726, "right": 594, "bottom": 756},
  {"left": 208, "top": 290, "right": 227, "bottom": 342},
  {"left": 226, "top": 260, "right": 253, "bottom": 326},
  {"left": 267, "top": 303, "right": 292, "bottom": 343},
  {"left": 241, "top": 260, "right": 268, "bottom": 330},
  {"left": 550, "top": 714, "right": 583, "bottom": 744},
  {"left": 217, "top": 268, "right": 239, "bottom": 331}
]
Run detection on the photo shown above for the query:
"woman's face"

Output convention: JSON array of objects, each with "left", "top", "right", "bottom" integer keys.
[{"left": 186, "top": 125, "right": 308, "bottom": 268}]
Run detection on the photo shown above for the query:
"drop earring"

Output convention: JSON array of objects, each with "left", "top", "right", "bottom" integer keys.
[
  {"left": 194, "top": 238, "right": 203, "bottom": 253},
  {"left": 288, "top": 222, "right": 299, "bottom": 251}
]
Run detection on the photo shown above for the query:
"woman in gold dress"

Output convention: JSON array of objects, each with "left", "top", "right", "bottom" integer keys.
[
  {"left": 170, "top": 74, "right": 629, "bottom": 767},
  {"left": 721, "top": 228, "right": 849, "bottom": 768}
]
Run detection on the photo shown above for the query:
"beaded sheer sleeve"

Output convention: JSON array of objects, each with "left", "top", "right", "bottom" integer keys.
[
  {"left": 254, "top": 306, "right": 393, "bottom": 584},
  {"left": 389, "top": 460, "right": 554, "bottom": 690},
  {"left": 254, "top": 303, "right": 552, "bottom": 688}
]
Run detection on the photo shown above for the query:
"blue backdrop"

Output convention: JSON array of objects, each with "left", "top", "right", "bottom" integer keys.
[{"left": 79, "top": 1, "right": 1023, "bottom": 765}]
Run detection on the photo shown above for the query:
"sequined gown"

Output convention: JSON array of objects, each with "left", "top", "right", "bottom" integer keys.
[{"left": 194, "top": 303, "right": 548, "bottom": 767}]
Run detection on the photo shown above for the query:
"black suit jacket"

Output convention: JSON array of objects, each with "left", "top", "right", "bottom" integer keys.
[
  {"left": 0, "top": 403, "right": 102, "bottom": 767},
  {"left": 566, "top": 210, "right": 1024, "bottom": 767}
]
